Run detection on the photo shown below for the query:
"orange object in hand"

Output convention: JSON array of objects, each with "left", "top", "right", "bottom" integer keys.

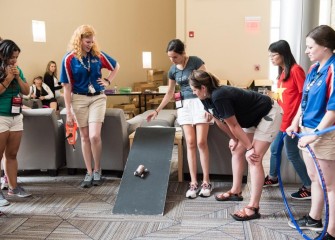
[{"left": 65, "top": 122, "right": 78, "bottom": 150}]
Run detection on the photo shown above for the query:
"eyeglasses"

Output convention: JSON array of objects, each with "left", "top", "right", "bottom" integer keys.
[{"left": 269, "top": 53, "right": 279, "bottom": 58}]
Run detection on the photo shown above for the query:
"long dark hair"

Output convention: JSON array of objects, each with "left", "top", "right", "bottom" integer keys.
[
  {"left": 189, "top": 70, "right": 220, "bottom": 95},
  {"left": 0, "top": 39, "right": 21, "bottom": 82},
  {"left": 268, "top": 40, "right": 296, "bottom": 81}
]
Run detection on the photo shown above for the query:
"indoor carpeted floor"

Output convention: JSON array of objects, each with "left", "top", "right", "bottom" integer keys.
[{"left": 0, "top": 148, "right": 320, "bottom": 240}]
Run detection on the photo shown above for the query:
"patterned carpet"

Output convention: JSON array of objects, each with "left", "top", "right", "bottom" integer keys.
[{"left": 0, "top": 148, "right": 321, "bottom": 240}]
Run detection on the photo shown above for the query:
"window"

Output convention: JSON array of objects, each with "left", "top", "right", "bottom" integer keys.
[{"left": 32, "top": 20, "right": 46, "bottom": 42}]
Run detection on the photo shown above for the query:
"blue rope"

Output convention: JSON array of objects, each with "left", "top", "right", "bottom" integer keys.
[{"left": 276, "top": 126, "right": 334, "bottom": 240}]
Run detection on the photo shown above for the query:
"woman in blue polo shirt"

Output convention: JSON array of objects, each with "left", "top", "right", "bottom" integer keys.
[
  {"left": 60, "top": 25, "right": 120, "bottom": 188},
  {"left": 286, "top": 25, "right": 335, "bottom": 239}
]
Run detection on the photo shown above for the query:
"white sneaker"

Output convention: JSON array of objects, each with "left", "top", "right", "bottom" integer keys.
[
  {"left": 186, "top": 183, "right": 199, "bottom": 199},
  {"left": 199, "top": 182, "right": 212, "bottom": 197},
  {"left": 0, "top": 191, "right": 10, "bottom": 206},
  {"left": 1, "top": 175, "right": 9, "bottom": 190}
]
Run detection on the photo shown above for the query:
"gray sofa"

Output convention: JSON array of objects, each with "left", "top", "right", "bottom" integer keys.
[
  {"left": 134, "top": 110, "right": 241, "bottom": 180},
  {"left": 60, "top": 108, "right": 141, "bottom": 175},
  {"left": 17, "top": 108, "right": 65, "bottom": 176}
]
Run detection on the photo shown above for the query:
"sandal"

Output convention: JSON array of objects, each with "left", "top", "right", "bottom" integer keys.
[
  {"left": 215, "top": 190, "right": 243, "bottom": 201},
  {"left": 231, "top": 206, "right": 261, "bottom": 221}
]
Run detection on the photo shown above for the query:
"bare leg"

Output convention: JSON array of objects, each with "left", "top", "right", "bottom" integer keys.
[
  {"left": 318, "top": 159, "right": 335, "bottom": 236},
  {"left": 50, "top": 102, "right": 58, "bottom": 111},
  {"left": 242, "top": 139, "right": 270, "bottom": 216},
  {"left": 4, "top": 131, "right": 22, "bottom": 189},
  {"left": 229, "top": 134, "right": 253, "bottom": 194},
  {"left": 248, "top": 140, "right": 270, "bottom": 206},
  {"left": 195, "top": 123, "right": 210, "bottom": 183},
  {"left": 79, "top": 126, "right": 93, "bottom": 174},
  {"left": 89, "top": 122, "right": 103, "bottom": 171},
  {"left": 182, "top": 125, "right": 197, "bottom": 184},
  {"left": 0, "top": 132, "right": 9, "bottom": 182}
]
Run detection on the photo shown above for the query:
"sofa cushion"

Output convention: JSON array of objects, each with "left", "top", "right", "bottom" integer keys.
[{"left": 138, "top": 110, "right": 177, "bottom": 127}]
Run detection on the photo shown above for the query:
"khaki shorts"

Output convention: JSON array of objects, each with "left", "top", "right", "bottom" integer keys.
[
  {"left": 71, "top": 94, "right": 107, "bottom": 127},
  {"left": 0, "top": 114, "right": 23, "bottom": 133},
  {"left": 299, "top": 126, "right": 335, "bottom": 160},
  {"left": 177, "top": 98, "right": 212, "bottom": 125},
  {"left": 244, "top": 101, "right": 283, "bottom": 142}
]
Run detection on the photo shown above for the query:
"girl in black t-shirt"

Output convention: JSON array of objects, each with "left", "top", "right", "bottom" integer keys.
[{"left": 189, "top": 70, "right": 282, "bottom": 221}]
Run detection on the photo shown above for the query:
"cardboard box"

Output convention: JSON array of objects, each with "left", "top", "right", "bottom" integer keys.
[
  {"left": 147, "top": 69, "right": 165, "bottom": 82},
  {"left": 133, "top": 82, "right": 157, "bottom": 92},
  {"left": 113, "top": 103, "right": 138, "bottom": 119},
  {"left": 248, "top": 79, "right": 272, "bottom": 94},
  {"left": 158, "top": 85, "right": 169, "bottom": 93},
  {"left": 219, "top": 79, "right": 231, "bottom": 86}
]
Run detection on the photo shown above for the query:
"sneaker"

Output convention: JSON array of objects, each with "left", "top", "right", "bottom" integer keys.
[
  {"left": 8, "top": 186, "right": 32, "bottom": 198},
  {"left": 288, "top": 214, "right": 323, "bottom": 231},
  {"left": 92, "top": 170, "right": 102, "bottom": 186},
  {"left": 80, "top": 172, "right": 93, "bottom": 188},
  {"left": 316, "top": 232, "right": 335, "bottom": 240},
  {"left": 263, "top": 175, "right": 279, "bottom": 187},
  {"left": 186, "top": 183, "right": 199, "bottom": 199},
  {"left": 0, "top": 191, "right": 10, "bottom": 206},
  {"left": 199, "top": 182, "right": 212, "bottom": 197},
  {"left": 291, "top": 186, "right": 311, "bottom": 200},
  {"left": 1, "top": 175, "right": 8, "bottom": 190}
]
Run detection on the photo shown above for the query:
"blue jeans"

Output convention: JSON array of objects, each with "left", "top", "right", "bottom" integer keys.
[{"left": 269, "top": 131, "right": 311, "bottom": 187}]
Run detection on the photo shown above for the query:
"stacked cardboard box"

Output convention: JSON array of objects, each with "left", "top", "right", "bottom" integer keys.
[
  {"left": 248, "top": 79, "right": 272, "bottom": 94},
  {"left": 113, "top": 103, "right": 139, "bottom": 119}
]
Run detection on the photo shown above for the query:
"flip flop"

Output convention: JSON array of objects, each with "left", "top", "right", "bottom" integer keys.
[
  {"left": 215, "top": 190, "right": 243, "bottom": 201},
  {"left": 231, "top": 206, "right": 261, "bottom": 221}
]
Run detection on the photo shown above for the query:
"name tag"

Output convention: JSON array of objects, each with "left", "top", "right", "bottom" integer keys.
[
  {"left": 11, "top": 96, "right": 22, "bottom": 114},
  {"left": 174, "top": 92, "right": 183, "bottom": 109}
]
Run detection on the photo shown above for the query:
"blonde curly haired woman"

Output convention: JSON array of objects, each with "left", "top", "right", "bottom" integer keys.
[{"left": 60, "top": 25, "right": 120, "bottom": 188}]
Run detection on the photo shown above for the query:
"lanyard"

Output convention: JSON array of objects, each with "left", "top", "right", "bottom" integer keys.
[{"left": 301, "top": 72, "right": 323, "bottom": 113}]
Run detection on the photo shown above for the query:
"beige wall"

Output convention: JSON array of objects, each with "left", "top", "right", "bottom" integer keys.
[
  {"left": 0, "top": 0, "right": 176, "bottom": 92},
  {"left": 8, "top": 1, "right": 335, "bottom": 90},
  {"left": 177, "top": 0, "right": 271, "bottom": 87}
]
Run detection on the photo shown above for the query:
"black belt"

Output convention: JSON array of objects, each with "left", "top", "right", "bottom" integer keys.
[{"left": 73, "top": 91, "right": 104, "bottom": 96}]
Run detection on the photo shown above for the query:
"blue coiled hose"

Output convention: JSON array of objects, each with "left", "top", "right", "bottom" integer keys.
[{"left": 276, "top": 126, "right": 335, "bottom": 240}]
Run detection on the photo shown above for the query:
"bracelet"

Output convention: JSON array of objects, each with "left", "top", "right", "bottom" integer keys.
[
  {"left": 154, "top": 109, "right": 159, "bottom": 114},
  {"left": 104, "top": 78, "right": 111, "bottom": 86},
  {"left": 246, "top": 146, "right": 254, "bottom": 151},
  {"left": 1, "top": 82, "right": 7, "bottom": 89}
]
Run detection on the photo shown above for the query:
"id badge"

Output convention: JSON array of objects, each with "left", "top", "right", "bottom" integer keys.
[
  {"left": 88, "top": 84, "right": 96, "bottom": 94},
  {"left": 174, "top": 92, "right": 183, "bottom": 109},
  {"left": 11, "top": 96, "right": 22, "bottom": 114}
]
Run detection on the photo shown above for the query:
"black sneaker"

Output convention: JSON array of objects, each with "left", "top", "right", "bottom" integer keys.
[
  {"left": 291, "top": 186, "right": 311, "bottom": 200},
  {"left": 263, "top": 175, "right": 279, "bottom": 188},
  {"left": 316, "top": 232, "right": 335, "bottom": 240},
  {"left": 288, "top": 214, "right": 323, "bottom": 231}
]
